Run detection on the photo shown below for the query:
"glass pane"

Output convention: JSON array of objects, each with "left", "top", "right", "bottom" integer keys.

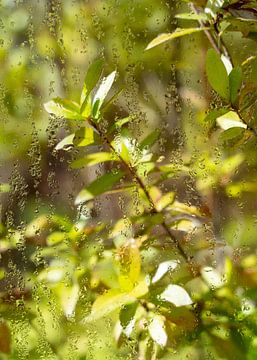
[{"left": 1, "top": 0, "right": 257, "bottom": 358}]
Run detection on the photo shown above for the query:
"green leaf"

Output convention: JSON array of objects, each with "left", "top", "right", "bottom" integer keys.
[
  {"left": 70, "top": 152, "right": 119, "bottom": 169},
  {"left": 136, "top": 162, "right": 155, "bottom": 179},
  {"left": 229, "top": 66, "right": 243, "bottom": 105},
  {"left": 175, "top": 12, "right": 208, "bottom": 21},
  {"left": 219, "top": 127, "right": 246, "bottom": 147},
  {"left": 93, "top": 71, "right": 116, "bottom": 119},
  {"left": 92, "top": 98, "right": 101, "bottom": 119},
  {"left": 44, "top": 97, "right": 83, "bottom": 120},
  {"left": 159, "top": 284, "right": 193, "bottom": 307},
  {"left": 55, "top": 134, "right": 75, "bottom": 150},
  {"left": 156, "top": 192, "right": 175, "bottom": 211},
  {"left": 84, "top": 279, "right": 148, "bottom": 322},
  {"left": 93, "top": 258, "right": 120, "bottom": 289},
  {"left": 169, "top": 201, "right": 202, "bottom": 216},
  {"left": 146, "top": 28, "right": 208, "bottom": 50},
  {"left": 80, "top": 59, "right": 104, "bottom": 105},
  {"left": 220, "top": 153, "right": 244, "bottom": 176},
  {"left": 0, "top": 269, "right": 5, "bottom": 280},
  {"left": 206, "top": 49, "right": 230, "bottom": 100},
  {"left": 107, "top": 116, "right": 131, "bottom": 135},
  {"left": 139, "top": 130, "right": 160, "bottom": 150},
  {"left": 0, "top": 183, "right": 10, "bottom": 193},
  {"left": 203, "top": 108, "right": 229, "bottom": 128},
  {"left": 118, "top": 241, "right": 142, "bottom": 291},
  {"left": 80, "top": 94, "right": 91, "bottom": 118},
  {"left": 119, "top": 302, "right": 138, "bottom": 330},
  {"left": 73, "top": 127, "right": 100, "bottom": 147},
  {"left": 84, "top": 289, "right": 136, "bottom": 322},
  {"left": 130, "top": 279, "right": 149, "bottom": 298},
  {"left": 75, "top": 170, "right": 124, "bottom": 205},
  {"left": 46, "top": 231, "right": 66, "bottom": 246}
]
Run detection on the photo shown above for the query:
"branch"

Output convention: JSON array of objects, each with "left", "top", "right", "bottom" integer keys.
[
  {"left": 232, "top": 105, "right": 257, "bottom": 138},
  {"left": 190, "top": 3, "right": 233, "bottom": 65},
  {"left": 88, "top": 118, "right": 198, "bottom": 274},
  {"left": 190, "top": 3, "right": 257, "bottom": 139}
]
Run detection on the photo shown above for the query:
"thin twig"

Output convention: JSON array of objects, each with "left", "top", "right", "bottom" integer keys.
[
  {"left": 190, "top": 2, "right": 257, "bottom": 138},
  {"left": 190, "top": 3, "right": 233, "bottom": 65},
  {"left": 232, "top": 106, "right": 257, "bottom": 138},
  {"left": 88, "top": 118, "right": 197, "bottom": 272}
]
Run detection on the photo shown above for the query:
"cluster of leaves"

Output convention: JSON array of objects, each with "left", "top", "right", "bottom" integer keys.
[{"left": 2, "top": 1, "right": 257, "bottom": 359}]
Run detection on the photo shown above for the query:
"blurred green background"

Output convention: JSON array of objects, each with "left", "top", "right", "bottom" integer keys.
[{"left": 1, "top": 0, "right": 257, "bottom": 358}]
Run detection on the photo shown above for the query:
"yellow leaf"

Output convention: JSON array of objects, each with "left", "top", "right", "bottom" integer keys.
[
  {"left": 146, "top": 28, "right": 208, "bottom": 50},
  {"left": 84, "top": 289, "right": 135, "bottom": 322}
]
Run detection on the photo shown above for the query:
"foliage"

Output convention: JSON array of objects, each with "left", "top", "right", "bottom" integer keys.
[{"left": 1, "top": 0, "right": 257, "bottom": 359}]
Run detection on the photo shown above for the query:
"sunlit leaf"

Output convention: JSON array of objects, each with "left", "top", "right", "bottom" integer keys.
[
  {"left": 46, "top": 231, "right": 66, "bottom": 246},
  {"left": 85, "top": 289, "right": 136, "bottom": 322},
  {"left": 73, "top": 127, "right": 101, "bottom": 147},
  {"left": 159, "top": 284, "right": 193, "bottom": 307},
  {"left": 146, "top": 28, "right": 208, "bottom": 50},
  {"left": 38, "top": 266, "right": 65, "bottom": 283},
  {"left": 55, "top": 133, "right": 75, "bottom": 151},
  {"left": 0, "top": 268, "right": 5, "bottom": 280},
  {"left": 206, "top": 49, "right": 230, "bottom": 100},
  {"left": 156, "top": 192, "right": 175, "bottom": 211},
  {"left": 118, "top": 240, "right": 142, "bottom": 291},
  {"left": 44, "top": 97, "right": 83, "bottom": 120},
  {"left": 169, "top": 201, "right": 202, "bottom": 216},
  {"left": 75, "top": 170, "right": 124, "bottom": 205},
  {"left": 216, "top": 111, "right": 247, "bottom": 130},
  {"left": 0, "top": 183, "right": 10, "bottom": 193},
  {"left": 93, "top": 71, "right": 116, "bottom": 119},
  {"left": 171, "top": 219, "right": 198, "bottom": 232},
  {"left": 107, "top": 116, "right": 131, "bottom": 135},
  {"left": 221, "top": 54, "right": 233, "bottom": 75},
  {"left": 25, "top": 215, "right": 49, "bottom": 238},
  {"left": 80, "top": 94, "right": 91, "bottom": 118},
  {"left": 130, "top": 278, "right": 149, "bottom": 298},
  {"left": 80, "top": 59, "right": 104, "bottom": 105},
  {"left": 152, "top": 260, "right": 179, "bottom": 284},
  {"left": 59, "top": 283, "right": 80, "bottom": 318},
  {"left": 220, "top": 153, "right": 244, "bottom": 175},
  {"left": 219, "top": 127, "right": 247, "bottom": 146},
  {"left": 136, "top": 162, "right": 155, "bottom": 179},
  {"left": 201, "top": 266, "right": 225, "bottom": 288},
  {"left": 71, "top": 152, "right": 119, "bottom": 169},
  {"left": 175, "top": 12, "right": 208, "bottom": 21},
  {"left": 148, "top": 315, "right": 167, "bottom": 347}
]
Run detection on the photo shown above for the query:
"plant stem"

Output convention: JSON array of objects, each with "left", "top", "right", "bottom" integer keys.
[
  {"left": 190, "top": 3, "right": 233, "bottom": 65},
  {"left": 88, "top": 118, "right": 198, "bottom": 273},
  {"left": 190, "top": 2, "right": 257, "bottom": 139},
  {"left": 232, "top": 106, "right": 257, "bottom": 138}
]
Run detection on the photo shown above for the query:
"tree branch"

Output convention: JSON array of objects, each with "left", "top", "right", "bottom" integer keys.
[{"left": 88, "top": 118, "right": 198, "bottom": 273}]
